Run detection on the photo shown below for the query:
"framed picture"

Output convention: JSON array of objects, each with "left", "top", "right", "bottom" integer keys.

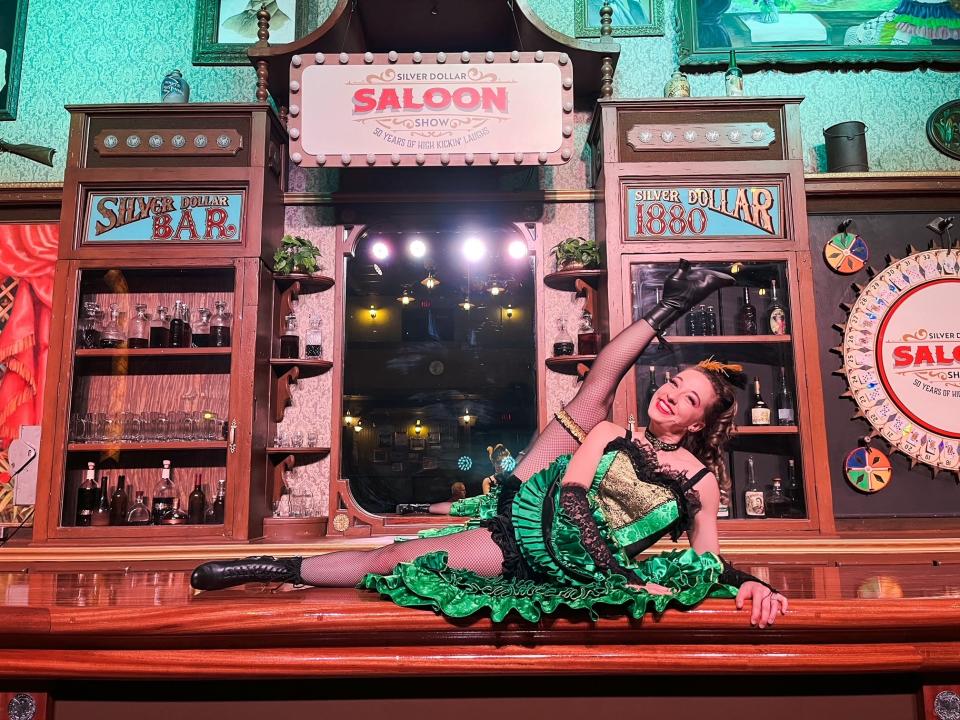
[
  {"left": 427, "top": 431, "right": 441, "bottom": 447},
  {"left": 409, "top": 437, "right": 426, "bottom": 451},
  {"left": 193, "top": 0, "right": 316, "bottom": 66},
  {"left": 422, "top": 457, "right": 438, "bottom": 470},
  {"left": 677, "top": 0, "right": 960, "bottom": 66},
  {"left": 393, "top": 431, "right": 408, "bottom": 448},
  {"left": 378, "top": 432, "right": 392, "bottom": 448},
  {"left": 575, "top": 0, "right": 664, "bottom": 37},
  {"left": 0, "top": 0, "right": 29, "bottom": 121},
  {"left": 928, "top": 100, "right": 960, "bottom": 161},
  {"left": 391, "top": 462, "right": 404, "bottom": 473},
  {"left": 372, "top": 449, "right": 387, "bottom": 464}
]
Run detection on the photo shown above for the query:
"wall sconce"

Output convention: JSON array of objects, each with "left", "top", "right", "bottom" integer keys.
[
  {"left": 505, "top": 304, "right": 514, "bottom": 319},
  {"left": 368, "top": 305, "right": 378, "bottom": 319},
  {"left": 344, "top": 410, "right": 354, "bottom": 426},
  {"left": 414, "top": 419, "right": 423, "bottom": 435}
]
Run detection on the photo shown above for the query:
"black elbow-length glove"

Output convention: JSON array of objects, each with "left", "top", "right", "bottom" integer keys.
[
  {"left": 718, "top": 556, "right": 778, "bottom": 593},
  {"left": 559, "top": 485, "right": 643, "bottom": 583}
]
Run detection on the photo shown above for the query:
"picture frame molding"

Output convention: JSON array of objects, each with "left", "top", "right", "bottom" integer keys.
[
  {"left": 676, "top": 0, "right": 960, "bottom": 67},
  {"left": 1, "top": 0, "right": 29, "bottom": 122},
  {"left": 574, "top": 0, "right": 665, "bottom": 38},
  {"left": 192, "top": 0, "right": 315, "bottom": 66}
]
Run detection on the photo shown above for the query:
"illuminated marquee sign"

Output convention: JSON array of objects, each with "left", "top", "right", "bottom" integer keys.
[
  {"left": 84, "top": 191, "right": 244, "bottom": 243},
  {"left": 841, "top": 248, "right": 960, "bottom": 472},
  {"left": 625, "top": 185, "right": 782, "bottom": 239},
  {"left": 286, "top": 52, "right": 574, "bottom": 168}
]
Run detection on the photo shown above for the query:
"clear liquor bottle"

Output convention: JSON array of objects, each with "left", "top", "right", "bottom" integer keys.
[
  {"left": 151, "top": 459, "right": 176, "bottom": 525},
  {"left": 91, "top": 475, "right": 111, "bottom": 526},
  {"left": 744, "top": 456, "right": 765, "bottom": 518},
  {"left": 736, "top": 288, "right": 758, "bottom": 335},
  {"left": 767, "top": 279, "right": 788, "bottom": 335},
  {"left": 109, "top": 475, "right": 128, "bottom": 525},
  {"left": 126, "top": 490, "right": 151, "bottom": 526}
]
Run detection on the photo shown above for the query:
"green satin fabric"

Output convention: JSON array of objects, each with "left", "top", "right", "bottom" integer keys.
[
  {"left": 448, "top": 484, "right": 501, "bottom": 519},
  {"left": 361, "top": 453, "right": 737, "bottom": 621}
]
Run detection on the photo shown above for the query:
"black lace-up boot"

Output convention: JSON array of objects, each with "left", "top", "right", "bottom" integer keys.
[{"left": 191, "top": 555, "right": 304, "bottom": 591}]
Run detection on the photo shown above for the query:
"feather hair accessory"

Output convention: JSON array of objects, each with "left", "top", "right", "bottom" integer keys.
[{"left": 696, "top": 357, "right": 748, "bottom": 389}]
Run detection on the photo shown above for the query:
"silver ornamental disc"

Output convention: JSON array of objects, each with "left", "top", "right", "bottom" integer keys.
[
  {"left": 8, "top": 694, "right": 37, "bottom": 720},
  {"left": 935, "top": 691, "right": 960, "bottom": 720}
]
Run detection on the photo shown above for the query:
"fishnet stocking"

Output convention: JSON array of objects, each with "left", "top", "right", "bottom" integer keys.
[
  {"left": 298, "top": 528, "right": 505, "bottom": 587},
  {"left": 513, "top": 319, "right": 656, "bottom": 480}
]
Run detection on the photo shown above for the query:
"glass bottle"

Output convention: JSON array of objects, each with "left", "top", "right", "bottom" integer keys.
[
  {"left": 775, "top": 366, "right": 795, "bottom": 426},
  {"left": 744, "top": 456, "right": 765, "bottom": 517},
  {"left": 188, "top": 473, "right": 206, "bottom": 525},
  {"left": 181, "top": 305, "right": 193, "bottom": 348},
  {"left": 160, "top": 497, "right": 189, "bottom": 525},
  {"left": 151, "top": 459, "right": 176, "bottom": 525},
  {"left": 786, "top": 458, "right": 802, "bottom": 515},
  {"left": 150, "top": 305, "right": 170, "bottom": 348},
  {"left": 749, "top": 376, "right": 772, "bottom": 426},
  {"left": 577, "top": 310, "right": 601, "bottom": 356},
  {"left": 717, "top": 496, "right": 730, "bottom": 520},
  {"left": 127, "top": 303, "right": 150, "bottom": 349},
  {"left": 169, "top": 300, "right": 186, "bottom": 348},
  {"left": 725, "top": 49, "right": 744, "bottom": 97},
  {"left": 305, "top": 315, "right": 323, "bottom": 358},
  {"left": 209, "top": 300, "right": 231, "bottom": 347},
  {"left": 75, "top": 462, "right": 98, "bottom": 526},
  {"left": 126, "top": 490, "right": 152, "bottom": 526},
  {"left": 99, "top": 303, "right": 127, "bottom": 348},
  {"left": 704, "top": 305, "right": 718, "bottom": 336},
  {"left": 767, "top": 279, "right": 788, "bottom": 335},
  {"left": 642, "top": 365, "right": 658, "bottom": 424},
  {"left": 766, "top": 478, "right": 789, "bottom": 519},
  {"left": 109, "top": 475, "right": 128, "bottom": 526},
  {"left": 280, "top": 313, "right": 300, "bottom": 359},
  {"left": 193, "top": 308, "right": 211, "bottom": 348},
  {"left": 736, "top": 288, "right": 758, "bottom": 335},
  {"left": 552, "top": 318, "right": 574, "bottom": 357},
  {"left": 211, "top": 478, "right": 227, "bottom": 524},
  {"left": 91, "top": 475, "right": 111, "bottom": 526},
  {"left": 78, "top": 302, "right": 103, "bottom": 349}
]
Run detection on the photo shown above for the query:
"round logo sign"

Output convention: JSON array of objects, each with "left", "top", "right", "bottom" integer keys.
[{"left": 842, "top": 248, "right": 960, "bottom": 472}]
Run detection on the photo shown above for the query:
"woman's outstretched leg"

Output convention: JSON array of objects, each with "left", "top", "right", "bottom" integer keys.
[
  {"left": 191, "top": 528, "right": 505, "bottom": 590},
  {"left": 512, "top": 260, "right": 734, "bottom": 481}
]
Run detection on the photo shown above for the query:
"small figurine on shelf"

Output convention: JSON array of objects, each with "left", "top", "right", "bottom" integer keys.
[
  {"left": 273, "top": 234, "right": 322, "bottom": 275},
  {"left": 550, "top": 237, "right": 600, "bottom": 272}
]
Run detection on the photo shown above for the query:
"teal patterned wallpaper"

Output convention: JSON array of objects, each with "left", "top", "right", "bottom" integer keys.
[{"left": 0, "top": 0, "right": 956, "bottom": 183}]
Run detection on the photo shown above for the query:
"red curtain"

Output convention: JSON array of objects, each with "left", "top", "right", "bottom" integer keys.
[{"left": 0, "top": 223, "right": 58, "bottom": 482}]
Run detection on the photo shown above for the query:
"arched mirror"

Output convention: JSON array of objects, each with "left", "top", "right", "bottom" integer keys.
[{"left": 341, "top": 223, "right": 537, "bottom": 514}]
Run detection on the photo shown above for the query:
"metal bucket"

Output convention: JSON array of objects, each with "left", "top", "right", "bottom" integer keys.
[{"left": 823, "top": 121, "right": 868, "bottom": 172}]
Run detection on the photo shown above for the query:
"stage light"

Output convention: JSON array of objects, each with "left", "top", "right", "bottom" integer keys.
[
  {"left": 507, "top": 239, "right": 528, "bottom": 259},
  {"left": 397, "top": 287, "right": 415, "bottom": 305},
  {"left": 505, "top": 304, "right": 514, "bottom": 318},
  {"left": 414, "top": 419, "right": 423, "bottom": 435},
  {"left": 408, "top": 237, "right": 427, "bottom": 258},
  {"left": 371, "top": 241, "right": 390, "bottom": 260},
  {"left": 369, "top": 305, "right": 378, "bottom": 319},
  {"left": 421, "top": 270, "right": 440, "bottom": 290},
  {"left": 462, "top": 236, "right": 486, "bottom": 262}
]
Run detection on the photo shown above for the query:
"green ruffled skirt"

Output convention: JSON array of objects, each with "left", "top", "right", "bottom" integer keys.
[{"left": 360, "top": 456, "right": 737, "bottom": 622}]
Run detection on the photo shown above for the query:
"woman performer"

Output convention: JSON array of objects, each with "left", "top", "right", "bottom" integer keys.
[{"left": 192, "top": 260, "right": 788, "bottom": 627}]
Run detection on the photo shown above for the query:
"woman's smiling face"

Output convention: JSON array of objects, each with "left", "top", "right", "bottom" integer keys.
[{"left": 647, "top": 368, "right": 717, "bottom": 436}]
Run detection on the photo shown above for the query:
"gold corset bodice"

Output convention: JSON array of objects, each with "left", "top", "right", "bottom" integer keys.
[{"left": 594, "top": 451, "right": 676, "bottom": 532}]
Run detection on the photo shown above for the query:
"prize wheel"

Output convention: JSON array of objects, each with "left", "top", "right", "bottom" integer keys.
[
  {"left": 824, "top": 232, "right": 869, "bottom": 274},
  {"left": 844, "top": 445, "right": 892, "bottom": 493}
]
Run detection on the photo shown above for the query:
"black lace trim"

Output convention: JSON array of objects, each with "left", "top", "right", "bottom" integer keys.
[
  {"left": 602, "top": 436, "right": 702, "bottom": 543},
  {"left": 479, "top": 475, "right": 541, "bottom": 582},
  {"left": 560, "top": 485, "right": 641, "bottom": 583},
  {"left": 718, "top": 557, "right": 777, "bottom": 593}
]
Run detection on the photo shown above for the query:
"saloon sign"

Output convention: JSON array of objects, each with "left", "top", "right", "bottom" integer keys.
[
  {"left": 84, "top": 191, "right": 244, "bottom": 243},
  {"left": 841, "top": 248, "right": 960, "bottom": 473},
  {"left": 286, "top": 52, "right": 574, "bottom": 167}
]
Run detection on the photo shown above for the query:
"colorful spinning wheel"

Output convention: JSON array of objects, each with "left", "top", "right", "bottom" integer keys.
[
  {"left": 844, "top": 445, "right": 893, "bottom": 493},
  {"left": 824, "top": 232, "right": 869, "bottom": 274}
]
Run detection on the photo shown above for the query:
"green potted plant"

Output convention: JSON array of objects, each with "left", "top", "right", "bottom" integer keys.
[
  {"left": 273, "top": 234, "right": 322, "bottom": 275},
  {"left": 551, "top": 236, "right": 601, "bottom": 271}
]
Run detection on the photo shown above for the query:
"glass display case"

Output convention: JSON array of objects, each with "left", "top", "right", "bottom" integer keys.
[{"left": 630, "top": 257, "right": 808, "bottom": 523}]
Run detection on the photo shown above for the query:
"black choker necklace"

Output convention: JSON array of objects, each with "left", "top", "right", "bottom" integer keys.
[{"left": 645, "top": 428, "right": 681, "bottom": 452}]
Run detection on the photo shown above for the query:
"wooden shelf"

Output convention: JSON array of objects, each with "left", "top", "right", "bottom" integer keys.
[
  {"left": 543, "top": 268, "right": 606, "bottom": 292},
  {"left": 267, "top": 446, "right": 331, "bottom": 456},
  {"left": 545, "top": 355, "right": 596, "bottom": 375},
  {"left": 732, "top": 425, "right": 799, "bottom": 435},
  {"left": 68, "top": 441, "right": 228, "bottom": 452},
  {"left": 656, "top": 334, "right": 792, "bottom": 344},
  {"left": 269, "top": 358, "right": 333, "bottom": 373},
  {"left": 272, "top": 273, "right": 335, "bottom": 294},
  {"left": 76, "top": 347, "right": 232, "bottom": 357}
]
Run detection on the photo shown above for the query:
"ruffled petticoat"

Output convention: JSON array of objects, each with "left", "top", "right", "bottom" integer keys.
[{"left": 361, "top": 456, "right": 737, "bottom": 622}]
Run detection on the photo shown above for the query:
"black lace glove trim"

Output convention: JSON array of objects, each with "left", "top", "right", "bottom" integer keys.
[
  {"left": 719, "top": 557, "right": 777, "bottom": 593},
  {"left": 560, "top": 485, "right": 642, "bottom": 584}
]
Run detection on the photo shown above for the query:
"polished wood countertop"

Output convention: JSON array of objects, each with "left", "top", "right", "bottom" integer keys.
[{"left": 0, "top": 560, "right": 959, "bottom": 679}]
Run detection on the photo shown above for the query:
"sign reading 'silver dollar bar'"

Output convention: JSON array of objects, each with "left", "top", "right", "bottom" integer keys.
[
  {"left": 625, "top": 184, "right": 783, "bottom": 239},
  {"left": 83, "top": 191, "right": 244, "bottom": 244},
  {"left": 286, "top": 52, "right": 575, "bottom": 168},
  {"left": 841, "top": 248, "right": 960, "bottom": 473}
]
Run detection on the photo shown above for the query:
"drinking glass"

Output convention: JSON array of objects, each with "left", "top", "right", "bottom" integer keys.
[
  {"left": 306, "top": 431, "right": 319, "bottom": 448},
  {"left": 290, "top": 431, "right": 304, "bottom": 448}
]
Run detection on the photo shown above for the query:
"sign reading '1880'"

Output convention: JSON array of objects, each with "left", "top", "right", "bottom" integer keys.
[
  {"left": 83, "top": 191, "right": 244, "bottom": 243},
  {"left": 626, "top": 185, "right": 782, "bottom": 239},
  {"left": 843, "top": 249, "right": 960, "bottom": 472},
  {"left": 286, "top": 52, "right": 574, "bottom": 168}
]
